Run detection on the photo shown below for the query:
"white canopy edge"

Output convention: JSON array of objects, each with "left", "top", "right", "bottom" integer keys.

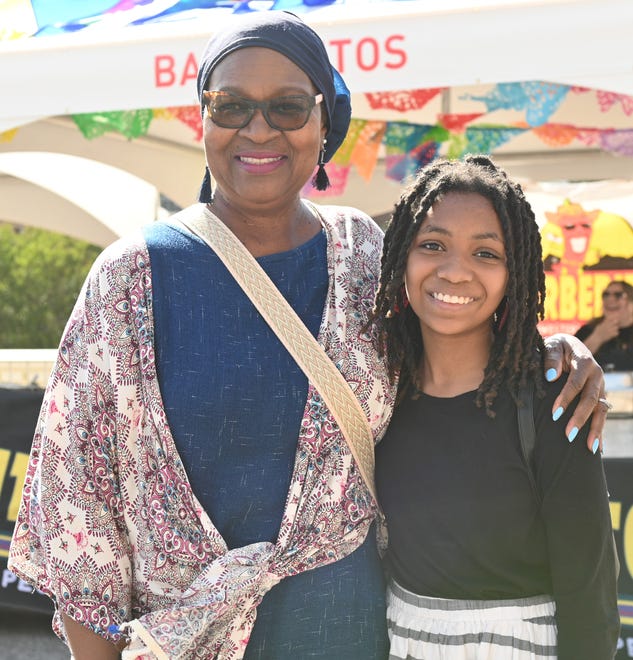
[
  {"left": 0, "top": 151, "right": 160, "bottom": 238},
  {"left": 1, "top": 0, "right": 633, "bottom": 132}
]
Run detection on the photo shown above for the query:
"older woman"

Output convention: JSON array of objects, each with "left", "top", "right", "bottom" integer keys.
[{"left": 9, "top": 11, "right": 608, "bottom": 660}]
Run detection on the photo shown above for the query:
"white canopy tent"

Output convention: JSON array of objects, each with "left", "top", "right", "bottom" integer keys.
[
  {"left": 1, "top": 0, "right": 633, "bottom": 244},
  {"left": 0, "top": 151, "right": 162, "bottom": 245},
  {"left": 2, "top": 0, "right": 633, "bottom": 129}
]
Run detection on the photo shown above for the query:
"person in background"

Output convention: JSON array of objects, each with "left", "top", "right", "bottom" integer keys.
[
  {"left": 372, "top": 156, "right": 619, "bottom": 660},
  {"left": 9, "top": 12, "right": 608, "bottom": 660},
  {"left": 575, "top": 280, "right": 633, "bottom": 371}
]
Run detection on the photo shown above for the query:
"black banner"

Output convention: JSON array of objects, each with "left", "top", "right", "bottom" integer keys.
[
  {"left": 605, "top": 457, "right": 633, "bottom": 658},
  {"left": 0, "top": 385, "right": 51, "bottom": 613}
]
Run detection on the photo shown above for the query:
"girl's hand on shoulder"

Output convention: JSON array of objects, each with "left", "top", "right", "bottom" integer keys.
[{"left": 543, "top": 333, "right": 606, "bottom": 455}]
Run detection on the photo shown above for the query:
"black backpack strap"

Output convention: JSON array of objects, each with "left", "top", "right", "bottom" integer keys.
[{"left": 517, "top": 381, "right": 541, "bottom": 504}]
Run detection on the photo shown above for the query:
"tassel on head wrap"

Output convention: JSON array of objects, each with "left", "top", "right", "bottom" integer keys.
[{"left": 196, "top": 11, "right": 351, "bottom": 202}]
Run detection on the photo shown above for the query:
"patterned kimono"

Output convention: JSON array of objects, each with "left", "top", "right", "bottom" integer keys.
[{"left": 9, "top": 204, "right": 395, "bottom": 659}]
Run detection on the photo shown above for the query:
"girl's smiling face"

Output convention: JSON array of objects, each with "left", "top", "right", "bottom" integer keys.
[{"left": 405, "top": 191, "right": 509, "bottom": 341}]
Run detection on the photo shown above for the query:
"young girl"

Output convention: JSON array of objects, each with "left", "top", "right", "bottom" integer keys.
[{"left": 372, "top": 156, "right": 619, "bottom": 660}]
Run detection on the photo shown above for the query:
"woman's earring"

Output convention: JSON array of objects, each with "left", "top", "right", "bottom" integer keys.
[
  {"left": 388, "top": 284, "right": 409, "bottom": 317},
  {"left": 312, "top": 138, "right": 330, "bottom": 191},
  {"left": 402, "top": 284, "right": 410, "bottom": 309},
  {"left": 493, "top": 297, "right": 509, "bottom": 333}
]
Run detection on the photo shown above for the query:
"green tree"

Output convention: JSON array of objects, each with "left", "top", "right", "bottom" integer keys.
[{"left": 0, "top": 224, "right": 101, "bottom": 348}]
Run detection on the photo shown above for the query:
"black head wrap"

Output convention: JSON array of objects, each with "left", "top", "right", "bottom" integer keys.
[{"left": 196, "top": 10, "right": 351, "bottom": 202}]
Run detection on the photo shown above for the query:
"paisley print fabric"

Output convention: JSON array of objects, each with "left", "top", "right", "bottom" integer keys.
[{"left": 9, "top": 204, "right": 395, "bottom": 659}]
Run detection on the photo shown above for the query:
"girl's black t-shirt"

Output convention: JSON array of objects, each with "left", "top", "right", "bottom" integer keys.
[{"left": 376, "top": 380, "right": 619, "bottom": 659}]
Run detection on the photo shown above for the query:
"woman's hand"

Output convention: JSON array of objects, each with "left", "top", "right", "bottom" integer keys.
[
  {"left": 582, "top": 317, "right": 619, "bottom": 355},
  {"left": 543, "top": 333, "right": 607, "bottom": 454}
]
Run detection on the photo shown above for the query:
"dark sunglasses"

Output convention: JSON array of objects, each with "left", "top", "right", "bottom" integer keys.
[
  {"left": 602, "top": 290, "right": 626, "bottom": 300},
  {"left": 202, "top": 91, "right": 323, "bottom": 131}
]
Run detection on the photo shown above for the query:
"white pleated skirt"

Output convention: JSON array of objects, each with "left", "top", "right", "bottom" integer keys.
[{"left": 386, "top": 579, "right": 558, "bottom": 660}]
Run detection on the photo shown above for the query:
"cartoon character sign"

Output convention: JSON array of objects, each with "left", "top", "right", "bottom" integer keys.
[
  {"left": 541, "top": 199, "right": 633, "bottom": 274},
  {"left": 537, "top": 198, "right": 633, "bottom": 336}
]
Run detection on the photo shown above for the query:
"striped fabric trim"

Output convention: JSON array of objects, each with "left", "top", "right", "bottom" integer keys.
[
  {"left": 388, "top": 624, "right": 557, "bottom": 655},
  {"left": 387, "top": 580, "right": 557, "bottom": 660},
  {"left": 391, "top": 581, "right": 554, "bottom": 613}
]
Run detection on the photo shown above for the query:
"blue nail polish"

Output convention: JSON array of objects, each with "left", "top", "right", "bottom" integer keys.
[
  {"left": 546, "top": 368, "right": 557, "bottom": 382},
  {"left": 568, "top": 426, "right": 578, "bottom": 442},
  {"left": 552, "top": 406, "right": 564, "bottom": 421},
  {"left": 592, "top": 438, "right": 600, "bottom": 454}
]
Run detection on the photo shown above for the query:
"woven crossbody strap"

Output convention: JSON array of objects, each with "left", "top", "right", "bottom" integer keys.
[{"left": 175, "top": 204, "right": 377, "bottom": 504}]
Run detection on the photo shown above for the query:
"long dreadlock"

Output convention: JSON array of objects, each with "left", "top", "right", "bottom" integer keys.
[{"left": 369, "top": 155, "right": 547, "bottom": 416}]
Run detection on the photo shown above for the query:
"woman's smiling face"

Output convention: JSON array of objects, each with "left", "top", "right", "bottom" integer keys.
[
  {"left": 405, "top": 191, "right": 509, "bottom": 341},
  {"left": 601, "top": 282, "right": 633, "bottom": 326},
  {"left": 203, "top": 47, "right": 326, "bottom": 213}
]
